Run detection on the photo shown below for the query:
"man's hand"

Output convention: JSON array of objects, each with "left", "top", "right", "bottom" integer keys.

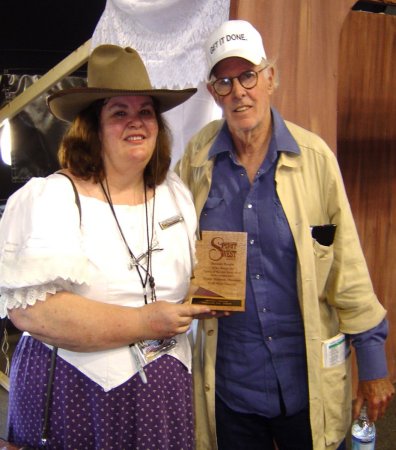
[
  {"left": 194, "top": 310, "right": 232, "bottom": 320},
  {"left": 354, "top": 377, "right": 395, "bottom": 422}
]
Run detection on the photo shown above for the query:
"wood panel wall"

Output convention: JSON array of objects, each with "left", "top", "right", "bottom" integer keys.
[
  {"left": 337, "top": 10, "right": 396, "bottom": 382},
  {"left": 230, "top": 0, "right": 356, "bottom": 152},
  {"left": 230, "top": 1, "right": 396, "bottom": 382}
]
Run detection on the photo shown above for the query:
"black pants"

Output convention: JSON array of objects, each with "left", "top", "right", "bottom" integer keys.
[
  {"left": 215, "top": 395, "right": 313, "bottom": 450},
  {"left": 215, "top": 395, "right": 347, "bottom": 450}
]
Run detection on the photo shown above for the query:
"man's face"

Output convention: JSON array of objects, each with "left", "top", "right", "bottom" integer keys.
[{"left": 208, "top": 57, "right": 274, "bottom": 137}]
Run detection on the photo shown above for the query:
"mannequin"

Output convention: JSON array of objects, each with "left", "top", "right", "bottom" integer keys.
[{"left": 91, "top": 0, "right": 229, "bottom": 164}]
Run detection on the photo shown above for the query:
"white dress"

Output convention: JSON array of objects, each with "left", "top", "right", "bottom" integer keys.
[{"left": 0, "top": 171, "right": 197, "bottom": 391}]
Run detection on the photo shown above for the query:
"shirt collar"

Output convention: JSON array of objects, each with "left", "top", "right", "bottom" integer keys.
[
  {"left": 208, "top": 121, "right": 234, "bottom": 159},
  {"left": 208, "top": 107, "right": 300, "bottom": 160}
]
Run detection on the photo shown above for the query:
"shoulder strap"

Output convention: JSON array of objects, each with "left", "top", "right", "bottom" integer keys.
[
  {"left": 56, "top": 171, "right": 82, "bottom": 226},
  {"left": 39, "top": 171, "right": 81, "bottom": 445}
]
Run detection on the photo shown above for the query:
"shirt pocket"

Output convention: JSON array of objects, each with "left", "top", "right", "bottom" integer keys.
[
  {"left": 203, "top": 196, "right": 224, "bottom": 210},
  {"left": 200, "top": 196, "right": 232, "bottom": 230}
]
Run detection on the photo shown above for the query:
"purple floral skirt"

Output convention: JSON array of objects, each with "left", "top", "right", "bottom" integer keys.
[{"left": 8, "top": 336, "right": 194, "bottom": 449}]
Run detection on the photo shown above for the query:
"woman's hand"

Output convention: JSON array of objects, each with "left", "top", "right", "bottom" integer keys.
[
  {"left": 137, "top": 301, "right": 211, "bottom": 339},
  {"left": 8, "top": 293, "right": 211, "bottom": 351}
]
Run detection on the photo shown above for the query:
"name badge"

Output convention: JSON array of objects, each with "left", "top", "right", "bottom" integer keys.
[{"left": 159, "top": 215, "right": 184, "bottom": 230}]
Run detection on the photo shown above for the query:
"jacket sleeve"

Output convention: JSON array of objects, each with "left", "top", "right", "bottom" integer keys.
[{"left": 322, "top": 149, "right": 386, "bottom": 334}]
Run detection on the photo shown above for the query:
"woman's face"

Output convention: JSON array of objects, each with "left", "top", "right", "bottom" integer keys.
[{"left": 99, "top": 95, "right": 159, "bottom": 174}]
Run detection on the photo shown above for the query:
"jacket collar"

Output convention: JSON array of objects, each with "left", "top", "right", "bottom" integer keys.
[
  {"left": 208, "top": 107, "right": 300, "bottom": 160},
  {"left": 189, "top": 108, "right": 303, "bottom": 169}
]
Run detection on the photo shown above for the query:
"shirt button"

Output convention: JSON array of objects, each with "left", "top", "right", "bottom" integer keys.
[
  {"left": 262, "top": 307, "right": 267, "bottom": 312},
  {"left": 249, "top": 239, "right": 255, "bottom": 245},
  {"left": 205, "top": 383, "right": 210, "bottom": 392},
  {"left": 255, "top": 274, "right": 261, "bottom": 280},
  {"left": 246, "top": 203, "right": 253, "bottom": 209},
  {"left": 267, "top": 336, "right": 273, "bottom": 341},
  {"left": 207, "top": 329, "right": 214, "bottom": 336}
]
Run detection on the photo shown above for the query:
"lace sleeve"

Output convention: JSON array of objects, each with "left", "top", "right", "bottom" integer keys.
[{"left": 0, "top": 280, "right": 72, "bottom": 318}]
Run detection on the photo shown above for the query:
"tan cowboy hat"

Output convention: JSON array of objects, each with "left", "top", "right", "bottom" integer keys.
[{"left": 47, "top": 45, "right": 197, "bottom": 122}]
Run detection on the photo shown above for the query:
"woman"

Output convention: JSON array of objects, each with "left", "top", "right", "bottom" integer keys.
[{"left": 0, "top": 45, "right": 210, "bottom": 449}]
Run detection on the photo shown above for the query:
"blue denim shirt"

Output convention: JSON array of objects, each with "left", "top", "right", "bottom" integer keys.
[{"left": 199, "top": 108, "right": 388, "bottom": 417}]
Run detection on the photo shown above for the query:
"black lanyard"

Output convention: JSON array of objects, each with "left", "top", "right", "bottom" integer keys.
[{"left": 99, "top": 178, "right": 156, "bottom": 304}]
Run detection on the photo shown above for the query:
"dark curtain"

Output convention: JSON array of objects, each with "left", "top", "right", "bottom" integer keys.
[{"left": 0, "top": 74, "right": 85, "bottom": 202}]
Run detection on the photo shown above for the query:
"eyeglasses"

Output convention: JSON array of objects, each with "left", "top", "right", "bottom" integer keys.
[{"left": 210, "top": 67, "right": 267, "bottom": 96}]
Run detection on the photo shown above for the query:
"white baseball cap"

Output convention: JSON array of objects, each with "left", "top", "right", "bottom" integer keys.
[{"left": 206, "top": 20, "right": 267, "bottom": 77}]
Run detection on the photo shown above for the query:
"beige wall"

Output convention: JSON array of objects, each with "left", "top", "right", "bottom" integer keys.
[{"left": 230, "top": 0, "right": 356, "bottom": 152}]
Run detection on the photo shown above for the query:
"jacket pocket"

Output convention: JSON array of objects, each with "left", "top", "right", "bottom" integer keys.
[
  {"left": 312, "top": 239, "right": 334, "bottom": 299},
  {"left": 321, "top": 357, "right": 352, "bottom": 446}
]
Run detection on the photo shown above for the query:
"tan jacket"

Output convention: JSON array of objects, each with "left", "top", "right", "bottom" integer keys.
[{"left": 176, "top": 119, "right": 386, "bottom": 450}]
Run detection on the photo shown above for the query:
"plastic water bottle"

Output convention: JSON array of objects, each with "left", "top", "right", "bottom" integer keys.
[{"left": 351, "top": 405, "right": 376, "bottom": 449}]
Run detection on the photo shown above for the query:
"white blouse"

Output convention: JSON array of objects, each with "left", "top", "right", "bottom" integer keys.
[{"left": 0, "top": 171, "right": 197, "bottom": 391}]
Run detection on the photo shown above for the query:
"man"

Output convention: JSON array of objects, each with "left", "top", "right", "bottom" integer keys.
[{"left": 176, "top": 20, "right": 394, "bottom": 450}]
